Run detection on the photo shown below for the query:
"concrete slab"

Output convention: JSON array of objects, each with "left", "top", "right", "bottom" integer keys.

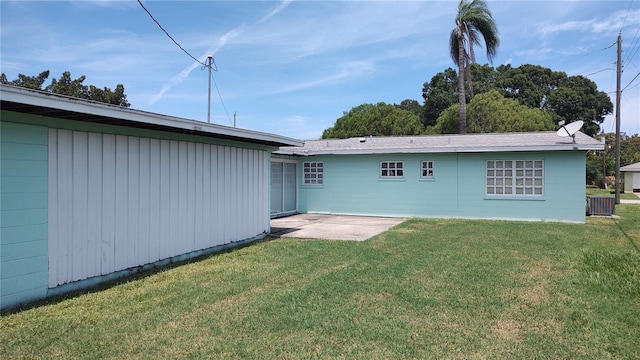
[
  {"left": 621, "top": 193, "right": 640, "bottom": 204},
  {"left": 270, "top": 213, "right": 406, "bottom": 241}
]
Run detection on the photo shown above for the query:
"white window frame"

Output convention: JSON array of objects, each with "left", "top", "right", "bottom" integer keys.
[
  {"left": 303, "top": 161, "right": 323, "bottom": 185},
  {"left": 380, "top": 161, "right": 404, "bottom": 179},
  {"left": 486, "top": 160, "right": 544, "bottom": 197},
  {"left": 421, "top": 161, "right": 435, "bottom": 179}
]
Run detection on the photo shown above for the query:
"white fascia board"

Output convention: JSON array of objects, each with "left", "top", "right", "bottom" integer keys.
[
  {"left": 288, "top": 144, "right": 603, "bottom": 155},
  {"left": 1, "top": 85, "right": 303, "bottom": 147}
]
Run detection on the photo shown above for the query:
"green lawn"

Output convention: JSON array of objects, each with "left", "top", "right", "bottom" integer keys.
[
  {"left": 2, "top": 206, "right": 639, "bottom": 359},
  {"left": 586, "top": 186, "right": 640, "bottom": 200}
]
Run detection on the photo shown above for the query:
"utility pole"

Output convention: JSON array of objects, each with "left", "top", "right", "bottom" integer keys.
[
  {"left": 206, "top": 55, "right": 213, "bottom": 123},
  {"left": 614, "top": 32, "right": 622, "bottom": 205}
]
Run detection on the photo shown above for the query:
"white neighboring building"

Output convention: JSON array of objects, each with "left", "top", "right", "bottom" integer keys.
[{"left": 621, "top": 162, "right": 640, "bottom": 193}]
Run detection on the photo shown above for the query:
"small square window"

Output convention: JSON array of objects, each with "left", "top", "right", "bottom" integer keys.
[
  {"left": 380, "top": 161, "right": 404, "bottom": 179},
  {"left": 421, "top": 161, "right": 435, "bottom": 179}
]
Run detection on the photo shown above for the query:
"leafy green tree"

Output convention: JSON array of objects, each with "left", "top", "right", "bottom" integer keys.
[
  {"left": 322, "top": 103, "right": 424, "bottom": 139},
  {"left": 422, "top": 64, "right": 497, "bottom": 128},
  {"left": 0, "top": 70, "right": 50, "bottom": 90},
  {"left": 469, "top": 63, "right": 497, "bottom": 95},
  {"left": 620, "top": 134, "right": 640, "bottom": 166},
  {"left": 422, "top": 68, "right": 458, "bottom": 127},
  {"left": 394, "top": 99, "right": 423, "bottom": 119},
  {"left": 545, "top": 75, "right": 612, "bottom": 136},
  {"left": 433, "top": 90, "right": 554, "bottom": 134},
  {"left": 495, "top": 64, "right": 564, "bottom": 108},
  {"left": 449, "top": 0, "right": 499, "bottom": 134},
  {"left": 88, "top": 84, "right": 129, "bottom": 106},
  {"left": 1, "top": 70, "right": 130, "bottom": 107},
  {"left": 431, "top": 105, "right": 460, "bottom": 134},
  {"left": 46, "top": 71, "right": 90, "bottom": 99}
]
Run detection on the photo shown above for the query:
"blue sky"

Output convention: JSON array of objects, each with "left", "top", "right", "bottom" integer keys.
[{"left": 1, "top": 0, "right": 639, "bottom": 140}]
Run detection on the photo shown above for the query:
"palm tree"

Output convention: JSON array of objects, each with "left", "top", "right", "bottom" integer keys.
[{"left": 450, "top": 0, "right": 499, "bottom": 134}]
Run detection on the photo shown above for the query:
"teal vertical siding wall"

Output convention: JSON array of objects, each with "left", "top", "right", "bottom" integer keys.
[
  {"left": 297, "top": 151, "right": 586, "bottom": 223},
  {"left": 1, "top": 121, "right": 49, "bottom": 309}
]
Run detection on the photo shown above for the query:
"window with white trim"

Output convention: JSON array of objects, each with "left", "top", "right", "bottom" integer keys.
[
  {"left": 303, "top": 162, "right": 323, "bottom": 185},
  {"left": 421, "top": 161, "right": 434, "bottom": 179},
  {"left": 486, "top": 160, "right": 544, "bottom": 196},
  {"left": 380, "top": 161, "right": 404, "bottom": 178}
]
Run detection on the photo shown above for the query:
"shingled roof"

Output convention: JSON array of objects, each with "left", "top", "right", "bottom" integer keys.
[
  {"left": 277, "top": 132, "right": 604, "bottom": 155},
  {"left": 620, "top": 162, "right": 640, "bottom": 172}
]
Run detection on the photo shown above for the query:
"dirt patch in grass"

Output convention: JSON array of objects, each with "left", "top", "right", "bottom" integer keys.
[
  {"left": 493, "top": 319, "right": 522, "bottom": 340},
  {"left": 518, "top": 283, "right": 550, "bottom": 305}
]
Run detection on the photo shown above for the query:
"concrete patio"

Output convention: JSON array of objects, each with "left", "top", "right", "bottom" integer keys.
[{"left": 270, "top": 213, "right": 406, "bottom": 241}]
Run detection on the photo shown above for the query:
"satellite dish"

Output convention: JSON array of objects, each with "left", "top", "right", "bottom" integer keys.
[{"left": 556, "top": 120, "right": 584, "bottom": 143}]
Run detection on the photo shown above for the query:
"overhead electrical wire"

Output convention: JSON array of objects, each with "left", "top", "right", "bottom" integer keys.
[
  {"left": 621, "top": 71, "right": 640, "bottom": 92},
  {"left": 210, "top": 72, "right": 233, "bottom": 126},
  {"left": 138, "top": 0, "right": 233, "bottom": 125},
  {"left": 137, "top": 0, "right": 209, "bottom": 67},
  {"left": 619, "top": 0, "right": 635, "bottom": 32}
]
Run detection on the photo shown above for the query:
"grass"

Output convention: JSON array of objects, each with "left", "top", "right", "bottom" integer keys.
[
  {"left": 586, "top": 185, "right": 640, "bottom": 200},
  {"left": 2, "top": 205, "right": 639, "bottom": 359}
]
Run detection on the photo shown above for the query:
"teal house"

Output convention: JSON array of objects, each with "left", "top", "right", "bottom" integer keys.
[
  {"left": 273, "top": 132, "right": 603, "bottom": 223},
  {"left": 0, "top": 85, "right": 301, "bottom": 310}
]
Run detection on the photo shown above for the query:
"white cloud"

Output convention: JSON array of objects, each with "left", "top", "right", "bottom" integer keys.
[
  {"left": 537, "top": 9, "right": 640, "bottom": 36},
  {"left": 150, "top": 0, "right": 292, "bottom": 105},
  {"left": 267, "top": 60, "right": 376, "bottom": 95}
]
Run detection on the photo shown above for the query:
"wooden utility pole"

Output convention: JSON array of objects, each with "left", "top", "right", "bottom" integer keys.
[
  {"left": 206, "top": 55, "right": 213, "bottom": 123},
  {"left": 614, "top": 32, "right": 621, "bottom": 205}
]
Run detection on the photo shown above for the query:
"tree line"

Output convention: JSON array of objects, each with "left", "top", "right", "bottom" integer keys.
[
  {"left": 1, "top": 70, "right": 130, "bottom": 107},
  {"left": 322, "top": 63, "right": 613, "bottom": 139}
]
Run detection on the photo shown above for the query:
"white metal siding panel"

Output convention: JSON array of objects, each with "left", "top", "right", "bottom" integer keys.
[
  {"left": 138, "top": 137, "right": 151, "bottom": 266},
  {"left": 87, "top": 133, "right": 103, "bottom": 279},
  {"left": 47, "top": 130, "right": 58, "bottom": 288},
  {"left": 48, "top": 129, "right": 269, "bottom": 287},
  {"left": 114, "top": 135, "right": 128, "bottom": 272},
  {"left": 148, "top": 138, "right": 162, "bottom": 262},
  {"left": 187, "top": 142, "right": 196, "bottom": 252},
  {"left": 101, "top": 134, "right": 116, "bottom": 275},
  {"left": 72, "top": 131, "right": 88, "bottom": 281}
]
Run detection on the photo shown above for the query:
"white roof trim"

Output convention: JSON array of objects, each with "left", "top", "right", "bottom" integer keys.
[
  {"left": 620, "top": 162, "right": 640, "bottom": 172},
  {"left": 1, "top": 84, "right": 303, "bottom": 147},
  {"left": 278, "top": 132, "right": 604, "bottom": 156}
]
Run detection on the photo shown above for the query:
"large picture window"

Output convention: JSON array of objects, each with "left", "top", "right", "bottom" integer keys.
[
  {"left": 486, "top": 160, "right": 544, "bottom": 196},
  {"left": 303, "top": 162, "right": 323, "bottom": 185},
  {"left": 380, "top": 161, "right": 404, "bottom": 178}
]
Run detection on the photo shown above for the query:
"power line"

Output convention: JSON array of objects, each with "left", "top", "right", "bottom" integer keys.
[
  {"left": 621, "top": 70, "right": 640, "bottom": 91},
  {"left": 620, "top": 0, "right": 635, "bottom": 31},
  {"left": 211, "top": 72, "right": 233, "bottom": 126},
  {"left": 137, "top": 0, "right": 205, "bottom": 66},
  {"left": 138, "top": 0, "right": 230, "bottom": 125},
  {"left": 585, "top": 68, "right": 615, "bottom": 77}
]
